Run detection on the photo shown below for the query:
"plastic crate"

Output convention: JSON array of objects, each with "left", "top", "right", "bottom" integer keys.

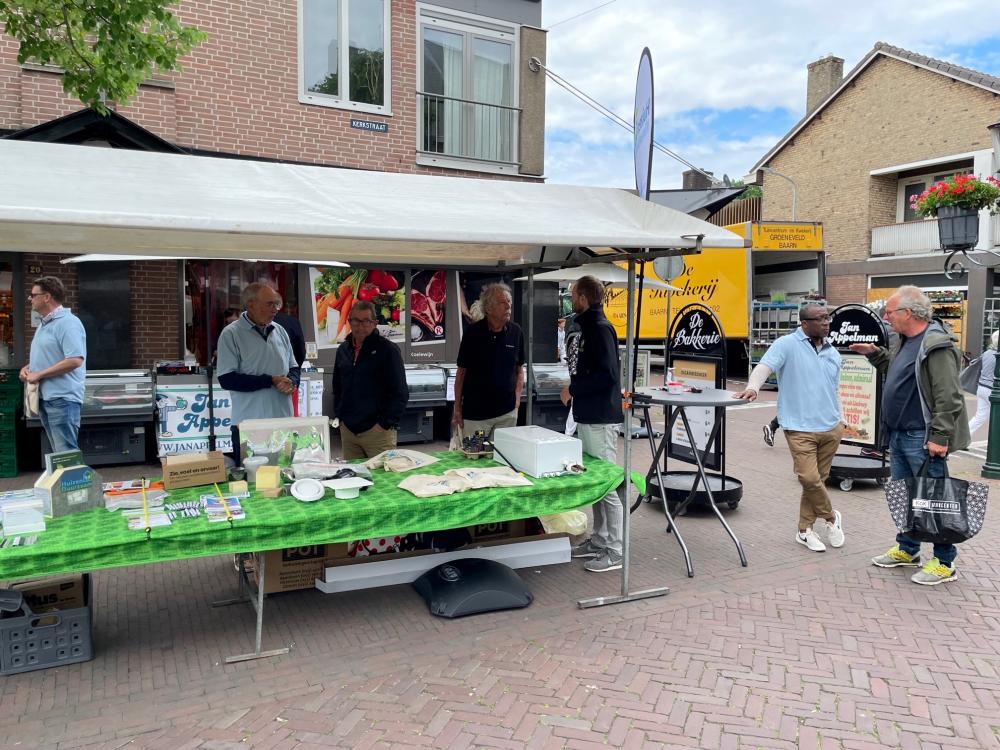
[
  {"left": 0, "top": 576, "right": 93, "bottom": 676},
  {"left": 0, "top": 370, "right": 20, "bottom": 389},
  {"left": 0, "top": 453, "right": 15, "bottom": 478}
]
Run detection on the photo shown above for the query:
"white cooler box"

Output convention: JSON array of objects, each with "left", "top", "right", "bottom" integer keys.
[{"left": 492, "top": 426, "right": 583, "bottom": 478}]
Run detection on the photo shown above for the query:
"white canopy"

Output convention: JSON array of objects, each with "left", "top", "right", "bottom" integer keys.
[
  {"left": 0, "top": 140, "right": 744, "bottom": 267},
  {"left": 514, "top": 262, "right": 680, "bottom": 290}
]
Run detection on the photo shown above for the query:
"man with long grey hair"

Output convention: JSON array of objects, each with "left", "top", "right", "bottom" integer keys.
[
  {"left": 452, "top": 282, "right": 525, "bottom": 439},
  {"left": 851, "top": 284, "right": 970, "bottom": 585}
]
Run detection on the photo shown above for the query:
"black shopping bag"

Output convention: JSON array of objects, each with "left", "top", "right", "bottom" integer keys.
[{"left": 884, "top": 460, "right": 988, "bottom": 544}]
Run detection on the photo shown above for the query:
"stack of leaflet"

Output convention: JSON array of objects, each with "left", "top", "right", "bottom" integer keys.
[
  {"left": 122, "top": 507, "right": 172, "bottom": 530},
  {"left": 103, "top": 479, "right": 168, "bottom": 512},
  {"left": 201, "top": 494, "right": 246, "bottom": 523}
]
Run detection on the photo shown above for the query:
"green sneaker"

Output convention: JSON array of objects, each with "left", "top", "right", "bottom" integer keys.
[
  {"left": 871, "top": 545, "right": 920, "bottom": 568},
  {"left": 911, "top": 558, "right": 957, "bottom": 586}
]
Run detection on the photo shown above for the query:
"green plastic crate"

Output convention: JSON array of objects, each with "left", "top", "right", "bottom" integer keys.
[{"left": 0, "top": 453, "right": 16, "bottom": 478}]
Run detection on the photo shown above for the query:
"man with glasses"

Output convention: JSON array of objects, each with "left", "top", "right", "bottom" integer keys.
[
  {"left": 217, "top": 282, "right": 300, "bottom": 463},
  {"left": 850, "top": 285, "right": 969, "bottom": 585},
  {"left": 20, "top": 276, "right": 86, "bottom": 452},
  {"left": 332, "top": 299, "right": 408, "bottom": 459},
  {"left": 734, "top": 302, "right": 846, "bottom": 553}
]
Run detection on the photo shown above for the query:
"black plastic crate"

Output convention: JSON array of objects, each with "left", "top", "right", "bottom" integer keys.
[{"left": 0, "top": 576, "right": 93, "bottom": 676}]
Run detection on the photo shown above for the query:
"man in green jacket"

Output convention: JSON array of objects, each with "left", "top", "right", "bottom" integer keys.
[{"left": 850, "top": 285, "right": 970, "bottom": 585}]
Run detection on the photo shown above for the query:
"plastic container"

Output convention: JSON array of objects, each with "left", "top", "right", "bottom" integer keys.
[
  {"left": 243, "top": 456, "right": 269, "bottom": 483},
  {"left": 1, "top": 494, "right": 45, "bottom": 537},
  {"left": 0, "top": 575, "right": 94, "bottom": 676}
]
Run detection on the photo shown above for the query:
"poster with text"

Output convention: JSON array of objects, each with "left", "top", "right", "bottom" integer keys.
[
  {"left": 309, "top": 266, "right": 405, "bottom": 348},
  {"left": 839, "top": 355, "right": 877, "bottom": 446},
  {"left": 410, "top": 270, "right": 447, "bottom": 345},
  {"left": 668, "top": 359, "right": 718, "bottom": 455},
  {"left": 155, "top": 384, "right": 233, "bottom": 456}
]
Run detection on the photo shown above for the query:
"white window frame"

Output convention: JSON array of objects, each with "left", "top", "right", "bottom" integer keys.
[
  {"left": 415, "top": 3, "right": 520, "bottom": 174},
  {"left": 896, "top": 169, "right": 970, "bottom": 223},
  {"left": 298, "top": 0, "right": 392, "bottom": 116}
]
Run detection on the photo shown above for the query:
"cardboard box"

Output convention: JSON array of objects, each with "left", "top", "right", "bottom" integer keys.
[
  {"left": 251, "top": 544, "right": 348, "bottom": 593},
  {"left": 160, "top": 451, "right": 227, "bottom": 490},
  {"left": 467, "top": 518, "right": 528, "bottom": 543},
  {"left": 11, "top": 573, "right": 87, "bottom": 613}
]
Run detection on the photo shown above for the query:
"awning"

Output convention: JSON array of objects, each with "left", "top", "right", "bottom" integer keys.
[
  {"left": 0, "top": 140, "right": 744, "bottom": 268},
  {"left": 514, "top": 263, "right": 679, "bottom": 290}
]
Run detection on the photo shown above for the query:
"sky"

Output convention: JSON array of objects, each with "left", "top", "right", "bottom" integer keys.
[{"left": 540, "top": 0, "right": 1000, "bottom": 189}]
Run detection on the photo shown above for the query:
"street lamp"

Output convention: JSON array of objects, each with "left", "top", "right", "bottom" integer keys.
[
  {"left": 980, "top": 118, "right": 1000, "bottom": 479},
  {"left": 760, "top": 166, "right": 798, "bottom": 221}
]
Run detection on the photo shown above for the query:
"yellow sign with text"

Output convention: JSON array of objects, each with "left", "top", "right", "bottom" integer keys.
[
  {"left": 748, "top": 222, "right": 823, "bottom": 251},
  {"left": 604, "top": 247, "right": 750, "bottom": 339}
]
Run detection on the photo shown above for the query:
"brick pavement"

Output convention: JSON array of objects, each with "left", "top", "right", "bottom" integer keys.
[{"left": 2, "top": 392, "right": 999, "bottom": 749}]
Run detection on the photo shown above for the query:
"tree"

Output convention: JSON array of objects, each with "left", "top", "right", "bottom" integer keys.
[
  {"left": 0, "top": 0, "right": 206, "bottom": 113},
  {"left": 730, "top": 179, "right": 763, "bottom": 200}
]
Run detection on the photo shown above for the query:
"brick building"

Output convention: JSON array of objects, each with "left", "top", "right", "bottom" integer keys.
[
  {"left": 0, "top": 0, "right": 547, "bottom": 370},
  {"left": 747, "top": 43, "right": 1000, "bottom": 353}
]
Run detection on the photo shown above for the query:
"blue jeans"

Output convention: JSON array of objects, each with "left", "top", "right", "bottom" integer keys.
[
  {"left": 888, "top": 429, "right": 956, "bottom": 566},
  {"left": 40, "top": 398, "right": 82, "bottom": 452}
]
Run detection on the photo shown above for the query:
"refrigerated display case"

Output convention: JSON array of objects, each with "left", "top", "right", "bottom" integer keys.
[
  {"left": 399, "top": 365, "right": 447, "bottom": 444},
  {"left": 29, "top": 370, "right": 155, "bottom": 466},
  {"left": 530, "top": 363, "right": 571, "bottom": 431}
]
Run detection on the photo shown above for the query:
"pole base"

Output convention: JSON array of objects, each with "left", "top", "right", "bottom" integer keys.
[
  {"left": 577, "top": 586, "right": 669, "bottom": 609},
  {"left": 981, "top": 462, "right": 1000, "bottom": 479}
]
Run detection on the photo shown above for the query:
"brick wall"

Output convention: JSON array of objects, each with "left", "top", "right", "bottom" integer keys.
[
  {"left": 825, "top": 274, "right": 868, "bottom": 306},
  {"left": 130, "top": 261, "right": 182, "bottom": 367},
  {"left": 2, "top": 1, "right": 542, "bottom": 180},
  {"left": 762, "top": 55, "right": 999, "bottom": 265}
]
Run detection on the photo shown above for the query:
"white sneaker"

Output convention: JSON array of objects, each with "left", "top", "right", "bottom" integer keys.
[
  {"left": 796, "top": 528, "right": 826, "bottom": 552},
  {"left": 825, "top": 510, "right": 844, "bottom": 548}
]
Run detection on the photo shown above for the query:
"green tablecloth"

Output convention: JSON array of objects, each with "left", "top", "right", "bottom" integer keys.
[{"left": 0, "top": 452, "right": 624, "bottom": 581}]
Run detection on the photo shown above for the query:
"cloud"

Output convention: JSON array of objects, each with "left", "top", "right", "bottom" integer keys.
[{"left": 541, "top": 0, "right": 1000, "bottom": 187}]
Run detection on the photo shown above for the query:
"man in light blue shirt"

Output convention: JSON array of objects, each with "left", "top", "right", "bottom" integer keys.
[
  {"left": 216, "top": 282, "right": 299, "bottom": 462},
  {"left": 735, "top": 303, "right": 845, "bottom": 553},
  {"left": 20, "top": 276, "right": 86, "bottom": 452}
]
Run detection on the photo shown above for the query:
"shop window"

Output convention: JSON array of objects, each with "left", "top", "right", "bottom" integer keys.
[
  {"left": 0, "top": 258, "right": 13, "bottom": 366},
  {"left": 417, "top": 6, "right": 518, "bottom": 169},
  {"left": 184, "top": 261, "right": 298, "bottom": 366},
  {"left": 77, "top": 262, "right": 131, "bottom": 371},
  {"left": 898, "top": 171, "right": 968, "bottom": 223},
  {"left": 298, "top": 0, "right": 391, "bottom": 114}
]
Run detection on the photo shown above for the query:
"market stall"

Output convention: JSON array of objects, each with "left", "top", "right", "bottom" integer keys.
[{"left": 0, "top": 137, "right": 745, "bottom": 657}]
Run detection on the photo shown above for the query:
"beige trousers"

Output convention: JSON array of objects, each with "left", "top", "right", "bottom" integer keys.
[
  {"left": 783, "top": 425, "right": 843, "bottom": 531},
  {"left": 340, "top": 425, "right": 397, "bottom": 460}
]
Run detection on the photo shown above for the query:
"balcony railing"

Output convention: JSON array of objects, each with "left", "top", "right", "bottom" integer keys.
[
  {"left": 417, "top": 91, "right": 520, "bottom": 167},
  {"left": 872, "top": 216, "right": 1000, "bottom": 256},
  {"left": 871, "top": 220, "right": 940, "bottom": 256}
]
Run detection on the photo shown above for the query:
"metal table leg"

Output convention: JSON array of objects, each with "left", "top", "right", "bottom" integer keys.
[
  {"left": 212, "top": 552, "right": 292, "bottom": 663},
  {"left": 678, "top": 409, "right": 748, "bottom": 567},
  {"left": 639, "top": 403, "right": 693, "bottom": 577}
]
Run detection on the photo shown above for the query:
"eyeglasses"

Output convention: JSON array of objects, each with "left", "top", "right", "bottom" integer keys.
[
  {"left": 801, "top": 314, "right": 832, "bottom": 322},
  {"left": 258, "top": 300, "right": 282, "bottom": 310},
  {"left": 884, "top": 307, "right": 906, "bottom": 316},
  {"left": 348, "top": 317, "right": 376, "bottom": 326},
  {"left": 27, "top": 291, "right": 48, "bottom": 300}
]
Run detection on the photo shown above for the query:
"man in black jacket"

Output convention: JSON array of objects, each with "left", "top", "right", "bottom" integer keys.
[
  {"left": 332, "top": 300, "right": 409, "bottom": 459},
  {"left": 560, "top": 275, "right": 625, "bottom": 573}
]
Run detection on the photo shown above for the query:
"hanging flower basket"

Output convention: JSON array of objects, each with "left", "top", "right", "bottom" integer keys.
[
  {"left": 937, "top": 204, "right": 980, "bottom": 250},
  {"left": 909, "top": 173, "right": 1000, "bottom": 251}
]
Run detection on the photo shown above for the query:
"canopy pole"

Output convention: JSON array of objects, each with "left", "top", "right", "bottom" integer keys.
[
  {"left": 579, "top": 255, "right": 669, "bottom": 609},
  {"left": 526, "top": 267, "right": 534, "bottom": 426}
]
